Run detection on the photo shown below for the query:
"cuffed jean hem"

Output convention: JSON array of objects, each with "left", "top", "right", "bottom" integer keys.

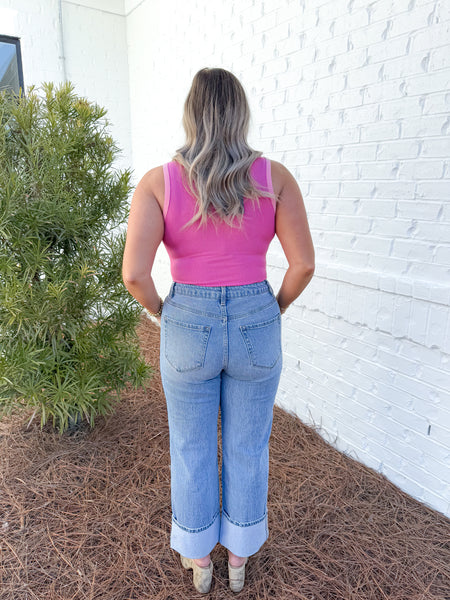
[
  {"left": 170, "top": 510, "right": 220, "bottom": 559},
  {"left": 219, "top": 510, "right": 269, "bottom": 557}
]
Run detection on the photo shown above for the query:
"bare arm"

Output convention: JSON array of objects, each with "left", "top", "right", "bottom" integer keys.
[
  {"left": 122, "top": 167, "right": 164, "bottom": 316},
  {"left": 272, "top": 161, "right": 315, "bottom": 314}
]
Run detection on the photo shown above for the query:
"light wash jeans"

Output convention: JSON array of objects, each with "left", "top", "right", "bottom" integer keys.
[{"left": 159, "top": 279, "right": 283, "bottom": 559}]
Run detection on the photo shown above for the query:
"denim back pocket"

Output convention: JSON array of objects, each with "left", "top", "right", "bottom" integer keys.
[
  {"left": 239, "top": 313, "right": 282, "bottom": 368},
  {"left": 163, "top": 316, "right": 211, "bottom": 372}
]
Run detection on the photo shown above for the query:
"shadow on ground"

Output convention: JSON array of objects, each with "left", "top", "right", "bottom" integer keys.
[{"left": 1, "top": 317, "right": 449, "bottom": 599}]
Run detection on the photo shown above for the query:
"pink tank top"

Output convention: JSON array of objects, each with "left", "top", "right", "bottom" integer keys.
[{"left": 162, "top": 156, "right": 276, "bottom": 286}]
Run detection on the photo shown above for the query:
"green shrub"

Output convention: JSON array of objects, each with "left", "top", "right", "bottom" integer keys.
[{"left": 0, "top": 81, "right": 150, "bottom": 434}]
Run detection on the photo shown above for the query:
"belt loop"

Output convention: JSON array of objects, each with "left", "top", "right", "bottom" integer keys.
[
  {"left": 169, "top": 282, "right": 176, "bottom": 298},
  {"left": 220, "top": 286, "right": 226, "bottom": 305},
  {"left": 266, "top": 279, "right": 274, "bottom": 296}
]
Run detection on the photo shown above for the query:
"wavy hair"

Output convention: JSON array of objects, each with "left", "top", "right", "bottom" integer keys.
[{"left": 172, "top": 67, "right": 278, "bottom": 230}]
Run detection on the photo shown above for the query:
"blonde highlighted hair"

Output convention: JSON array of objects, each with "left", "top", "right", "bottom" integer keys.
[{"left": 172, "top": 67, "right": 278, "bottom": 230}]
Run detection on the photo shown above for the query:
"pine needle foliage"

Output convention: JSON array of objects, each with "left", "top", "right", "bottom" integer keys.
[{"left": 0, "top": 81, "right": 151, "bottom": 434}]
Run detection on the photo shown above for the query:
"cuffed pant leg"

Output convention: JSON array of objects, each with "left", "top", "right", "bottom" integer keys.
[
  {"left": 171, "top": 509, "right": 221, "bottom": 559},
  {"left": 220, "top": 509, "right": 269, "bottom": 557},
  {"left": 161, "top": 369, "right": 221, "bottom": 559},
  {"left": 219, "top": 368, "right": 281, "bottom": 556}
]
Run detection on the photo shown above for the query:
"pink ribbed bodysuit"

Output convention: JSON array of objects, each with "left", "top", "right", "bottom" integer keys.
[{"left": 162, "top": 156, "right": 276, "bottom": 286}]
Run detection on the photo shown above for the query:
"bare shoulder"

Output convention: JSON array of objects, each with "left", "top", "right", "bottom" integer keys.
[
  {"left": 268, "top": 159, "right": 302, "bottom": 201},
  {"left": 137, "top": 164, "right": 165, "bottom": 211},
  {"left": 141, "top": 164, "right": 165, "bottom": 190},
  {"left": 268, "top": 160, "right": 314, "bottom": 271}
]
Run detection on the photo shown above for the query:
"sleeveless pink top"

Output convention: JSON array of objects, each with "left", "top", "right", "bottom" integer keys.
[{"left": 162, "top": 156, "right": 276, "bottom": 286}]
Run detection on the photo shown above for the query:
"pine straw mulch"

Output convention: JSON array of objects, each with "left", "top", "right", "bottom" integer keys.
[{"left": 1, "top": 316, "right": 449, "bottom": 600}]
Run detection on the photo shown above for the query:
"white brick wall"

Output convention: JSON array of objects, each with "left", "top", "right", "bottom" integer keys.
[{"left": 2, "top": 0, "right": 449, "bottom": 518}]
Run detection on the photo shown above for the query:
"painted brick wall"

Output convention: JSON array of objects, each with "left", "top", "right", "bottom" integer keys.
[{"left": 126, "top": 0, "right": 450, "bottom": 518}]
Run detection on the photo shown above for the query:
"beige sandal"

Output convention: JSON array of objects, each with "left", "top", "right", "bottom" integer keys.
[
  {"left": 180, "top": 555, "right": 214, "bottom": 594},
  {"left": 228, "top": 557, "right": 248, "bottom": 593}
]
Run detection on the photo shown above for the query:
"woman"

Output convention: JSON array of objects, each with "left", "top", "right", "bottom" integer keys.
[{"left": 122, "top": 67, "right": 315, "bottom": 594}]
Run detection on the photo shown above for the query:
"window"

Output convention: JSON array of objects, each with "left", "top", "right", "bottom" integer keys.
[{"left": 0, "top": 34, "right": 24, "bottom": 95}]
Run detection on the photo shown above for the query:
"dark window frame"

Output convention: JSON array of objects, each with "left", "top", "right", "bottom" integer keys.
[{"left": 0, "top": 34, "right": 24, "bottom": 95}]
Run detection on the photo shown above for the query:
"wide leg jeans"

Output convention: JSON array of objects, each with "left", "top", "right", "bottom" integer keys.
[{"left": 159, "top": 279, "right": 283, "bottom": 559}]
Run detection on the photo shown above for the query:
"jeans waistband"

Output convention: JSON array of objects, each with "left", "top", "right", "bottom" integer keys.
[{"left": 168, "top": 279, "right": 275, "bottom": 300}]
